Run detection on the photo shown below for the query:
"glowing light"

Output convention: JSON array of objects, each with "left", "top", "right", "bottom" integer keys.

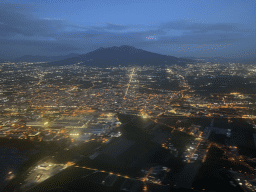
[{"left": 142, "top": 115, "right": 147, "bottom": 118}]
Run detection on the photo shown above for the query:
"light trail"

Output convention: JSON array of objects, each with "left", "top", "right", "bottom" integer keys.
[
  {"left": 123, "top": 68, "right": 135, "bottom": 100},
  {"left": 202, "top": 143, "right": 211, "bottom": 163},
  {"left": 73, "top": 164, "right": 132, "bottom": 179}
]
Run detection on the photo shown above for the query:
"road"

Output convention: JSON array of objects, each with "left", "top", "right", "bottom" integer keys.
[{"left": 123, "top": 68, "right": 135, "bottom": 100}]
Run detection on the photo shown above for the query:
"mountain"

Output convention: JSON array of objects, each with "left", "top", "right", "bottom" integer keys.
[
  {"left": 13, "top": 53, "right": 80, "bottom": 63},
  {"left": 44, "top": 45, "right": 194, "bottom": 67},
  {"left": 0, "top": 58, "right": 7, "bottom": 63}
]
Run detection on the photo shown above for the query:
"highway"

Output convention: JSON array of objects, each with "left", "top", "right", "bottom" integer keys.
[{"left": 123, "top": 68, "right": 135, "bottom": 100}]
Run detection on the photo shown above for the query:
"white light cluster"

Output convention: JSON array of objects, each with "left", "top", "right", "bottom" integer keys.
[{"left": 70, "top": 133, "right": 79, "bottom": 136}]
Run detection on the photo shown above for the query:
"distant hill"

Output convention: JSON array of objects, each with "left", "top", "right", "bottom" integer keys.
[
  {"left": 12, "top": 53, "right": 80, "bottom": 63},
  {"left": 44, "top": 45, "right": 194, "bottom": 67},
  {"left": 0, "top": 58, "right": 8, "bottom": 63},
  {"left": 182, "top": 56, "right": 256, "bottom": 64}
]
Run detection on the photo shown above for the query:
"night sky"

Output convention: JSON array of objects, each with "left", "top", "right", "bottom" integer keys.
[{"left": 0, "top": 0, "right": 255, "bottom": 59}]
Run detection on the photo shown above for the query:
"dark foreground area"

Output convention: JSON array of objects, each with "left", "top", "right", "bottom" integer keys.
[{"left": 2, "top": 115, "right": 256, "bottom": 192}]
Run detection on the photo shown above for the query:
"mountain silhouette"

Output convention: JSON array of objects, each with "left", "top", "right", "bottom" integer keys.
[{"left": 44, "top": 45, "right": 194, "bottom": 67}]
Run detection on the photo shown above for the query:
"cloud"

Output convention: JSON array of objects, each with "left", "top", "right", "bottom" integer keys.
[
  {"left": 90, "top": 23, "right": 131, "bottom": 31},
  {"left": 0, "top": 1, "right": 255, "bottom": 58},
  {"left": 0, "top": 3, "right": 66, "bottom": 37},
  {"left": 56, "top": 31, "right": 102, "bottom": 40},
  {"left": 159, "top": 20, "right": 251, "bottom": 34}
]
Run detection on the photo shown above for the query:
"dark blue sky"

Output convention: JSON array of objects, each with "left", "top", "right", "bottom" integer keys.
[{"left": 0, "top": 0, "right": 255, "bottom": 59}]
